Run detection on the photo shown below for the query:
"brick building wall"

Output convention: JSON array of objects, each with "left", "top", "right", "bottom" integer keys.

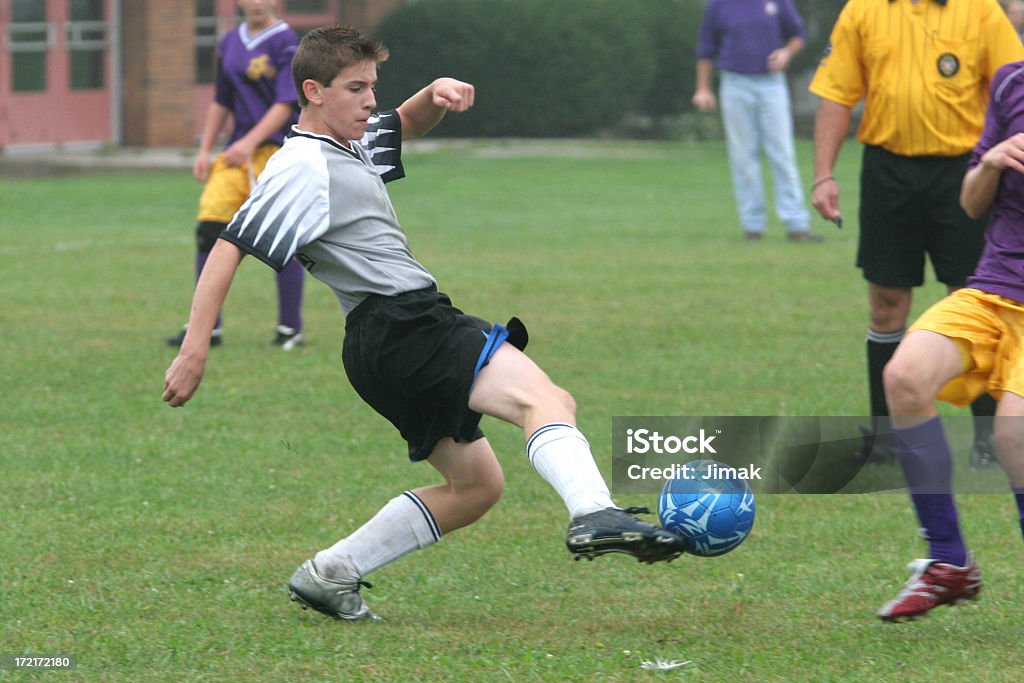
[
  {"left": 122, "top": 1, "right": 198, "bottom": 147},
  {"left": 122, "top": 1, "right": 406, "bottom": 148}
]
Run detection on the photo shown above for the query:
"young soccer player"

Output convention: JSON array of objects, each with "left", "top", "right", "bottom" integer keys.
[
  {"left": 166, "top": 0, "right": 305, "bottom": 350},
  {"left": 877, "top": 59, "right": 1024, "bottom": 622},
  {"left": 162, "top": 24, "right": 685, "bottom": 621}
]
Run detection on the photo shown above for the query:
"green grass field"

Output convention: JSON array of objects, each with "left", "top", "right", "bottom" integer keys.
[{"left": 3, "top": 139, "right": 1023, "bottom": 682}]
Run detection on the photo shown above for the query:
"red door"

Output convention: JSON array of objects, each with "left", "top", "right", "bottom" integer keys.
[{"left": 1, "top": 0, "right": 113, "bottom": 148}]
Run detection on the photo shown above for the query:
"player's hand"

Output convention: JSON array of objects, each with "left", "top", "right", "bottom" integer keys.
[
  {"left": 766, "top": 48, "right": 792, "bottom": 72},
  {"left": 193, "top": 151, "right": 212, "bottom": 182},
  {"left": 431, "top": 78, "right": 475, "bottom": 113},
  {"left": 692, "top": 89, "right": 717, "bottom": 113},
  {"left": 163, "top": 352, "right": 207, "bottom": 408},
  {"left": 980, "top": 132, "right": 1024, "bottom": 174},
  {"left": 223, "top": 139, "right": 256, "bottom": 168},
  {"left": 811, "top": 176, "right": 841, "bottom": 223}
]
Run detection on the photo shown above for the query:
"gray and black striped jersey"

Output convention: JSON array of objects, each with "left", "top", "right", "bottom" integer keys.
[{"left": 219, "top": 110, "right": 436, "bottom": 315}]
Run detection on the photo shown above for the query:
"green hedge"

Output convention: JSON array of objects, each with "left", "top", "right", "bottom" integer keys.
[{"left": 374, "top": 0, "right": 706, "bottom": 137}]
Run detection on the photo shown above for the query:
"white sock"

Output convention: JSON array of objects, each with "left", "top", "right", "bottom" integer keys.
[
  {"left": 526, "top": 423, "right": 615, "bottom": 519},
  {"left": 314, "top": 491, "right": 441, "bottom": 581}
]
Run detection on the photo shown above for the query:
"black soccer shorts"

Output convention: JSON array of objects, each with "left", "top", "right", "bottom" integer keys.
[
  {"left": 342, "top": 286, "right": 526, "bottom": 462},
  {"left": 857, "top": 145, "right": 987, "bottom": 289}
]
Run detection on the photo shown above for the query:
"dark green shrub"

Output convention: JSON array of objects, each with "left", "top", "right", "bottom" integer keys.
[{"left": 374, "top": 0, "right": 660, "bottom": 137}]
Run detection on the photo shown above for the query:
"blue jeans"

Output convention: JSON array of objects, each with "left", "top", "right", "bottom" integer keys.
[{"left": 719, "top": 70, "right": 809, "bottom": 235}]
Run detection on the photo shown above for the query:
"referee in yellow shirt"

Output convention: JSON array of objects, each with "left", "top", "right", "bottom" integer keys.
[{"left": 809, "top": 0, "right": 1024, "bottom": 467}]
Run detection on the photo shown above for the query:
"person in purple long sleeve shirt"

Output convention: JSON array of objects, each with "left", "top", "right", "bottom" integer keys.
[
  {"left": 878, "top": 60, "right": 1024, "bottom": 622},
  {"left": 693, "top": 0, "right": 817, "bottom": 242}
]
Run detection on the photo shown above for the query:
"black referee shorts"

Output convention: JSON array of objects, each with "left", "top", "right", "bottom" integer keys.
[
  {"left": 857, "top": 145, "right": 987, "bottom": 288},
  {"left": 342, "top": 286, "right": 492, "bottom": 462}
]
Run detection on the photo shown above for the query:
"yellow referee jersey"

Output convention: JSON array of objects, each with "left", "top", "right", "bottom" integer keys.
[{"left": 809, "top": 0, "right": 1024, "bottom": 156}]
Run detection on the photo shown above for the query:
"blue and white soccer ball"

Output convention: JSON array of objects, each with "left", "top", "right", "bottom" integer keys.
[{"left": 658, "top": 459, "right": 755, "bottom": 557}]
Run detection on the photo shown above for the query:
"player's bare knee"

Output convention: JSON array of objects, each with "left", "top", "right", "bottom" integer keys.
[
  {"left": 883, "top": 359, "right": 930, "bottom": 413},
  {"left": 869, "top": 291, "right": 910, "bottom": 332},
  {"left": 553, "top": 385, "right": 576, "bottom": 417},
  {"left": 519, "top": 383, "right": 575, "bottom": 425}
]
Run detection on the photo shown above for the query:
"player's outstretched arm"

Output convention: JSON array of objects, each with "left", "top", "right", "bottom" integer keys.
[
  {"left": 396, "top": 78, "right": 475, "bottom": 139},
  {"left": 162, "top": 240, "right": 245, "bottom": 408},
  {"left": 961, "top": 132, "right": 1024, "bottom": 219}
]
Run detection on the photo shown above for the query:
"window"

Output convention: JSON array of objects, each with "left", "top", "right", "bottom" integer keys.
[
  {"left": 68, "top": 0, "right": 107, "bottom": 89},
  {"left": 195, "top": 0, "right": 218, "bottom": 84},
  {"left": 9, "top": 0, "right": 48, "bottom": 92}
]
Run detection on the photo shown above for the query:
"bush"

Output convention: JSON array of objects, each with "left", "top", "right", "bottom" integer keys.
[
  {"left": 634, "top": 0, "right": 707, "bottom": 119},
  {"left": 374, "top": 0, "right": 666, "bottom": 137}
]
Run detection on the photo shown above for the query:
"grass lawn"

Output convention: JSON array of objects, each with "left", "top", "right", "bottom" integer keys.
[{"left": 2, "top": 139, "right": 1021, "bottom": 681}]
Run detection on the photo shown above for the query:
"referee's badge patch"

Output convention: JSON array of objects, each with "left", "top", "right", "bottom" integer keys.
[{"left": 937, "top": 53, "right": 960, "bottom": 78}]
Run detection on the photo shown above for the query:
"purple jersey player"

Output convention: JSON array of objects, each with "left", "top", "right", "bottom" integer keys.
[
  {"left": 213, "top": 5, "right": 298, "bottom": 149},
  {"left": 878, "top": 60, "right": 1024, "bottom": 622},
  {"left": 165, "top": 0, "right": 305, "bottom": 351}
]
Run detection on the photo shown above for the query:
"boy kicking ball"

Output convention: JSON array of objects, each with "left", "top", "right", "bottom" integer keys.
[{"left": 162, "top": 24, "right": 685, "bottom": 621}]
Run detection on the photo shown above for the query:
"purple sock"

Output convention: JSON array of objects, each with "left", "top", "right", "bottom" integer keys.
[
  {"left": 195, "top": 250, "right": 222, "bottom": 330},
  {"left": 276, "top": 258, "right": 305, "bottom": 331},
  {"left": 1013, "top": 486, "right": 1024, "bottom": 541},
  {"left": 892, "top": 417, "right": 967, "bottom": 566}
]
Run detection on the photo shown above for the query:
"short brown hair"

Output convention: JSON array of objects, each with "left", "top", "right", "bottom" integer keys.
[{"left": 292, "top": 25, "right": 389, "bottom": 107}]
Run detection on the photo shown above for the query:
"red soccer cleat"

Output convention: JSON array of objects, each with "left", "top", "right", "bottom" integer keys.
[{"left": 877, "top": 555, "right": 982, "bottom": 622}]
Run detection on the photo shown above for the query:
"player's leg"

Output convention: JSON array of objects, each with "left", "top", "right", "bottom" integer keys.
[
  {"left": 291, "top": 437, "right": 504, "bottom": 621},
  {"left": 468, "top": 344, "right": 686, "bottom": 563},
  {"left": 994, "top": 392, "right": 1024, "bottom": 486},
  {"left": 719, "top": 71, "right": 766, "bottom": 239},
  {"left": 468, "top": 343, "right": 609, "bottom": 515},
  {"left": 884, "top": 329, "right": 967, "bottom": 561},
  {"left": 759, "top": 73, "right": 814, "bottom": 240},
  {"left": 273, "top": 259, "right": 305, "bottom": 349},
  {"left": 415, "top": 436, "right": 505, "bottom": 533},
  {"left": 878, "top": 323, "right": 981, "bottom": 621},
  {"left": 862, "top": 282, "right": 913, "bottom": 459},
  {"left": 857, "top": 145, "right": 924, "bottom": 461},
  {"left": 245, "top": 144, "right": 306, "bottom": 349},
  {"left": 994, "top": 375, "right": 1024, "bottom": 540}
]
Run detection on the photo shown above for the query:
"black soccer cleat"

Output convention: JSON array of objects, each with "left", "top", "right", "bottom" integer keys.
[
  {"left": 969, "top": 434, "right": 999, "bottom": 470},
  {"left": 271, "top": 325, "right": 304, "bottom": 351},
  {"left": 566, "top": 507, "right": 686, "bottom": 564}
]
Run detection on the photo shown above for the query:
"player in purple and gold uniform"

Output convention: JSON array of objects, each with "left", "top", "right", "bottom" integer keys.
[
  {"left": 166, "top": 0, "right": 304, "bottom": 350},
  {"left": 878, "top": 60, "right": 1024, "bottom": 621}
]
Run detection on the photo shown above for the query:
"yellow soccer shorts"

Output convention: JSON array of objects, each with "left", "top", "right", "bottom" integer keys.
[
  {"left": 196, "top": 143, "right": 280, "bottom": 223},
  {"left": 910, "top": 288, "right": 1024, "bottom": 407}
]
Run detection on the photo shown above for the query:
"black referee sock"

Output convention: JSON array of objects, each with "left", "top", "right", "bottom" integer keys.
[{"left": 867, "top": 328, "right": 905, "bottom": 420}]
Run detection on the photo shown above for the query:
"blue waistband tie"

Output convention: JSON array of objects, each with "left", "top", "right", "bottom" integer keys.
[{"left": 469, "top": 322, "right": 509, "bottom": 395}]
